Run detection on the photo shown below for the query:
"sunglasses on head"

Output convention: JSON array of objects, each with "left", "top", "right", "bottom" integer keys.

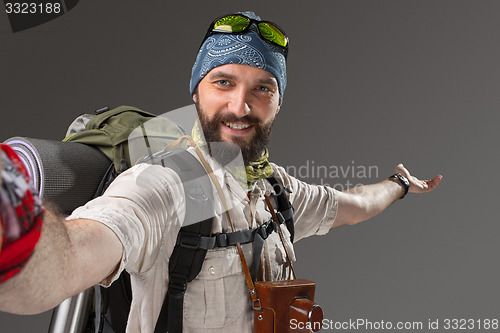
[{"left": 201, "top": 14, "right": 289, "bottom": 56}]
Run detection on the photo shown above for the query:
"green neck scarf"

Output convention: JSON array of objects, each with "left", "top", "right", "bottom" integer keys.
[{"left": 191, "top": 121, "right": 273, "bottom": 190}]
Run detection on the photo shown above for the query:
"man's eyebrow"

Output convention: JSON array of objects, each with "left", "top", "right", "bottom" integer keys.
[
  {"left": 206, "top": 70, "right": 278, "bottom": 86},
  {"left": 255, "top": 77, "right": 278, "bottom": 86},
  {"left": 206, "top": 70, "right": 237, "bottom": 81}
]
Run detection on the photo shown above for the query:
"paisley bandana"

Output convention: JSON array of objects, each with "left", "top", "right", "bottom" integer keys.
[
  {"left": 0, "top": 144, "right": 44, "bottom": 283},
  {"left": 190, "top": 11, "right": 287, "bottom": 103},
  {"left": 245, "top": 150, "right": 273, "bottom": 189}
]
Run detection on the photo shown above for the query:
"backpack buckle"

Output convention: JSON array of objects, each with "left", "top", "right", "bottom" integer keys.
[
  {"left": 168, "top": 273, "right": 188, "bottom": 297},
  {"left": 256, "top": 220, "right": 277, "bottom": 240},
  {"left": 176, "top": 231, "right": 200, "bottom": 250}
]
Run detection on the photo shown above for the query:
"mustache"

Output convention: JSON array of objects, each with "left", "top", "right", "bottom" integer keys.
[{"left": 214, "top": 113, "right": 260, "bottom": 125}]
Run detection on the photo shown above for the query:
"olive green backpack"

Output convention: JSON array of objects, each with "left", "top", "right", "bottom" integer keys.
[{"left": 64, "top": 105, "right": 185, "bottom": 174}]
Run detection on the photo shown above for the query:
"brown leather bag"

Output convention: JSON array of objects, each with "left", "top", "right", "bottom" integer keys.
[{"left": 253, "top": 279, "right": 323, "bottom": 333}]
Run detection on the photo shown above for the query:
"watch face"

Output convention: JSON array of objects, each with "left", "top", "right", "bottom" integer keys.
[
  {"left": 391, "top": 173, "right": 409, "bottom": 198},
  {"left": 399, "top": 174, "right": 410, "bottom": 187}
]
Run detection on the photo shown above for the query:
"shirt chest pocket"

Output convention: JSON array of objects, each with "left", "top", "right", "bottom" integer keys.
[{"left": 183, "top": 248, "right": 251, "bottom": 328}]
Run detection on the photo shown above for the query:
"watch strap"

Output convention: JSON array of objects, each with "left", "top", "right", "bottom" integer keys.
[{"left": 389, "top": 173, "right": 410, "bottom": 199}]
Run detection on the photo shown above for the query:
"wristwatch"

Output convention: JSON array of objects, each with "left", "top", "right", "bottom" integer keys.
[{"left": 389, "top": 173, "right": 410, "bottom": 199}]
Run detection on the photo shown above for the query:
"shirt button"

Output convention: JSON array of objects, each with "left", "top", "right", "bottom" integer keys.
[{"left": 208, "top": 266, "right": 216, "bottom": 275}]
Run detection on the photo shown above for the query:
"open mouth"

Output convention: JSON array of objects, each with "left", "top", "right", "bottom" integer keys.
[
  {"left": 223, "top": 121, "right": 253, "bottom": 130},
  {"left": 221, "top": 121, "right": 255, "bottom": 136}
]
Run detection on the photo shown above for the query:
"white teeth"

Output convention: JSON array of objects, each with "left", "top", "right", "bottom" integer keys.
[{"left": 224, "top": 122, "right": 251, "bottom": 130}]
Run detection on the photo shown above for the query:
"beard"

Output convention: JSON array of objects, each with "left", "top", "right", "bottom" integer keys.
[{"left": 195, "top": 100, "right": 274, "bottom": 166}]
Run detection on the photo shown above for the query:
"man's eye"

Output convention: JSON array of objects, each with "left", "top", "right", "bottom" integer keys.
[
  {"left": 217, "top": 80, "right": 229, "bottom": 86},
  {"left": 257, "top": 86, "right": 269, "bottom": 91}
]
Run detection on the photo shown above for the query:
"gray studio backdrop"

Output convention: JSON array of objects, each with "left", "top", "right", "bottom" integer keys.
[{"left": 1, "top": 1, "right": 499, "bottom": 332}]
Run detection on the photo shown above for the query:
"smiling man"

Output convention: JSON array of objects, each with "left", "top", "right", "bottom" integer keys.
[
  {"left": 190, "top": 13, "right": 287, "bottom": 178},
  {"left": 194, "top": 64, "right": 279, "bottom": 165},
  {"left": 0, "top": 11, "right": 442, "bottom": 333}
]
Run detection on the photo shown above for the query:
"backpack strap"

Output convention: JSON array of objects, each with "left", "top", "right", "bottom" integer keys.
[
  {"left": 170, "top": 175, "right": 294, "bottom": 284},
  {"left": 266, "top": 175, "right": 295, "bottom": 243},
  {"left": 145, "top": 149, "right": 214, "bottom": 333},
  {"left": 176, "top": 218, "right": 277, "bottom": 250},
  {"left": 248, "top": 175, "right": 295, "bottom": 280}
]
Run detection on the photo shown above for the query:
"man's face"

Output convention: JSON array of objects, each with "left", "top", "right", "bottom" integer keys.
[{"left": 193, "top": 64, "right": 281, "bottom": 165}]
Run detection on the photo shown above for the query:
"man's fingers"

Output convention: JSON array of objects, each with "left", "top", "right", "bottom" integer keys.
[
  {"left": 414, "top": 177, "right": 429, "bottom": 190},
  {"left": 426, "top": 174, "right": 443, "bottom": 190},
  {"left": 395, "top": 162, "right": 443, "bottom": 194},
  {"left": 412, "top": 174, "right": 443, "bottom": 193}
]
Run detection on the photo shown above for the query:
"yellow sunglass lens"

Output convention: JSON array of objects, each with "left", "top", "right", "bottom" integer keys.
[
  {"left": 211, "top": 16, "right": 288, "bottom": 49},
  {"left": 258, "top": 23, "right": 287, "bottom": 47},
  {"left": 213, "top": 15, "right": 250, "bottom": 33},
  {"left": 213, "top": 25, "right": 234, "bottom": 32}
]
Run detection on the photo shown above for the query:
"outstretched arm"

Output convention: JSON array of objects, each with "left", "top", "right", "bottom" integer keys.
[
  {"left": 0, "top": 145, "right": 122, "bottom": 315},
  {"left": 332, "top": 164, "right": 442, "bottom": 228},
  {"left": 0, "top": 214, "right": 122, "bottom": 314}
]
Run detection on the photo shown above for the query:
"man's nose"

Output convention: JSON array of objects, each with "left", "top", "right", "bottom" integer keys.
[{"left": 228, "top": 87, "right": 251, "bottom": 117}]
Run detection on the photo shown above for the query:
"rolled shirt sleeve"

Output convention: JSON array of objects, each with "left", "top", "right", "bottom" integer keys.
[
  {"left": 66, "top": 163, "right": 185, "bottom": 286},
  {"left": 270, "top": 163, "right": 338, "bottom": 242}
]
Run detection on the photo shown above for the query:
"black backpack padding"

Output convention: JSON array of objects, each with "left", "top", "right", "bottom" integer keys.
[
  {"left": 106, "top": 273, "right": 132, "bottom": 333},
  {"left": 266, "top": 176, "right": 295, "bottom": 243},
  {"left": 4, "top": 137, "right": 112, "bottom": 215}
]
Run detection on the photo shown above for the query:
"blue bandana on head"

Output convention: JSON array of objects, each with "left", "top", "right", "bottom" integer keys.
[{"left": 189, "top": 11, "right": 287, "bottom": 102}]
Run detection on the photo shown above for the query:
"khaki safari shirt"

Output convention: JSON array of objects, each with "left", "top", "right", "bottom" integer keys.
[{"left": 67, "top": 149, "right": 338, "bottom": 333}]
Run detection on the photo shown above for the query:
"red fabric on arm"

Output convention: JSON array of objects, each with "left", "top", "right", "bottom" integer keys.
[{"left": 0, "top": 144, "right": 43, "bottom": 283}]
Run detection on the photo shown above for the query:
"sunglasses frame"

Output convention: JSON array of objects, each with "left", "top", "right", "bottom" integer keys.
[{"left": 200, "top": 13, "right": 289, "bottom": 58}]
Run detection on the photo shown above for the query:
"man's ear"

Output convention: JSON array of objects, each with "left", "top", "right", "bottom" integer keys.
[{"left": 192, "top": 92, "right": 198, "bottom": 103}]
